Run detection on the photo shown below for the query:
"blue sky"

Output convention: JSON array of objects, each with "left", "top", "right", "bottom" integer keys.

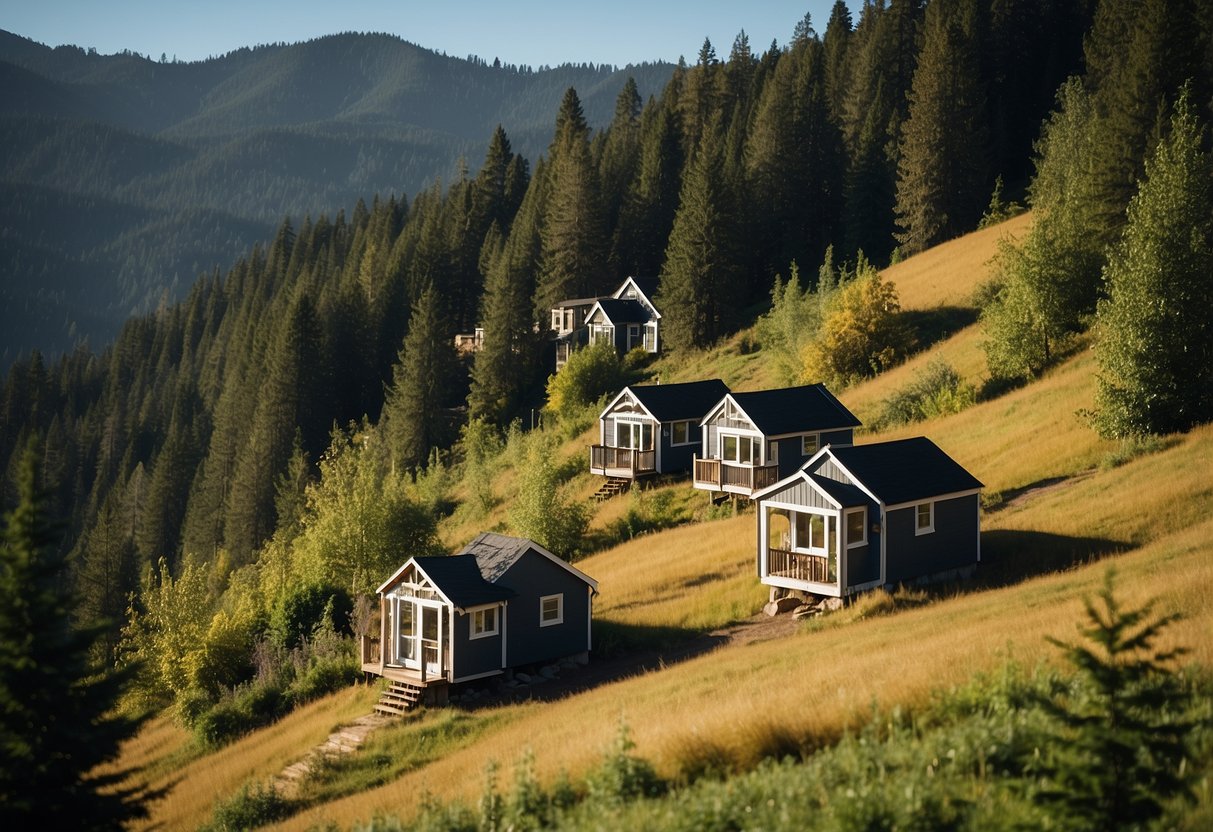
[{"left": 6, "top": 1, "right": 850, "bottom": 68}]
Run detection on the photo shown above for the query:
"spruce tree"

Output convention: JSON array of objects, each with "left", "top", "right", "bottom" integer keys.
[
  {"left": 658, "top": 120, "right": 743, "bottom": 351},
  {"left": 1094, "top": 89, "right": 1213, "bottom": 437},
  {"left": 382, "top": 286, "right": 459, "bottom": 473},
  {"left": 0, "top": 449, "right": 146, "bottom": 829},
  {"left": 894, "top": 0, "right": 989, "bottom": 255}
]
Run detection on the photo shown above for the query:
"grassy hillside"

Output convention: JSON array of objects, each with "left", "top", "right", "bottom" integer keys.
[{"left": 109, "top": 214, "right": 1213, "bottom": 829}]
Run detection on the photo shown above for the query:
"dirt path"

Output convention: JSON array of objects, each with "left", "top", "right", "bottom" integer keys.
[{"left": 271, "top": 713, "right": 397, "bottom": 798}]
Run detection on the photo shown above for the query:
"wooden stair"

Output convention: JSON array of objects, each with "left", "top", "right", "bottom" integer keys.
[
  {"left": 374, "top": 679, "right": 424, "bottom": 716},
  {"left": 593, "top": 477, "right": 631, "bottom": 502}
]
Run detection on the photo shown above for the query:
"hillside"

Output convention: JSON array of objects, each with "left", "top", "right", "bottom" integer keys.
[
  {"left": 0, "top": 29, "right": 673, "bottom": 361},
  {"left": 106, "top": 215, "right": 1213, "bottom": 830}
]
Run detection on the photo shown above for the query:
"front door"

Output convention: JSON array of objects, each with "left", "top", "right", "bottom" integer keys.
[{"left": 395, "top": 598, "right": 444, "bottom": 676}]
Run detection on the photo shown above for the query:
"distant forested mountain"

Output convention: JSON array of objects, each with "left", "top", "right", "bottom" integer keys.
[{"left": 0, "top": 29, "right": 673, "bottom": 361}]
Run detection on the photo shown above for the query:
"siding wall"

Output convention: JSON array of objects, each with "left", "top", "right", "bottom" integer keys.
[
  {"left": 660, "top": 420, "right": 702, "bottom": 473},
  {"left": 452, "top": 608, "right": 503, "bottom": 679},
  {"left": 846, "top": 541, "right": 880, "bottom": 586},
  {"left": 821, "top": 428, "right": 854, "bottom": 448},
  {"left": 884, "top": 494, "right": 980, "bottom": 584},
  {"left": 497, "top": 552, "right": 592, "bottom": 667},
  {"left": 814, "top": 458, "right": 854, "bottom": 486}
]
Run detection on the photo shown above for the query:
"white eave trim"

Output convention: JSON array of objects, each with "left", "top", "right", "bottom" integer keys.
[
  {"left": 885, "top": 488, "right": 983, "bottom": 512},
  {"left": 599, "top": 387, "right": 658, "bottom": 424},
  {"left": 612, "top": 276, "right": 662, "bottom": 320}
]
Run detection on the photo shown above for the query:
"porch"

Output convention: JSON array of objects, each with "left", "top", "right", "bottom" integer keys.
[
  {"left": 692, "top": 456, "right": 780, "bottom": 495},
  {"left": 766, "top": 548, "right": 834, "bottom": 584},
  {"left": 589, "top": 445, "right": 656, "bottom": 478},
  {"left": 360, "top": 634, "right": 448, "bottom": 688}
]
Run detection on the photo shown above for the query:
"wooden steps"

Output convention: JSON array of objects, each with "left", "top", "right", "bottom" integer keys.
[
  {"left": 594, "top": 477, "right": 631, "bottom": 502},
  {"left": 374, "top": 679, "right": 424, "bottom": 716}
]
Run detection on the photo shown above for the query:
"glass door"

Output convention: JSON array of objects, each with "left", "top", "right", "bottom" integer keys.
[{"left": 421, "top": 604, "right": 441, "bottom": 675}]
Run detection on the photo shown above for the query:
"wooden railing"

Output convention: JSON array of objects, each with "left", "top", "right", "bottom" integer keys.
[
  {"left": 767, "top": 548, "right": 833, "bottom": 584},
  {"left": 360, "top": 634, "right": 381, "bottom": 667},
  {"left": 693, "top": 457, "right": 779, "bottom": 493},
  {"left": 590, "top": 445, "right": 656, "bottom": 476}
]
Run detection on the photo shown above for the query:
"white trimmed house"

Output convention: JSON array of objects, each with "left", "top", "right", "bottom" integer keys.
[
  {"left": 552, "top": 277, "right": 660, "bottom": 369},
  {"left": 755, "top": 437, "right": 983, "bottom": 601},
  {"left": 363, "top": 533, "right": 598, "bottom": 711}
]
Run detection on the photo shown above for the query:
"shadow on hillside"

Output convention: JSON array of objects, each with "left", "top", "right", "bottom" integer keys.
[
  {"left": 454, "top": 621, "right": 725, "bottom": 709},
  {"left": 974, "top": 529, "right": 1125, "bottom": 588},
  {"left": 901, "top": 306, "right": 979, "bottom": 351}
]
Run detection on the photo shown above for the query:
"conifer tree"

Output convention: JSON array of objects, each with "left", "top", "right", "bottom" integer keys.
[
  {"left": 658, "top": 120, "right": 743, "bottom": 351},
  {"left": 1094, "top": 90, "right": 1213, "bottom": 437},
  {"left": 382, "top": 286, "right": 459, "bottom": 473},
  {"left": 0, "top": 449, "right": 145, "bottom": 829},
  {"left": 894, "top": 0, "right": 989, "bottom": 255},
  {"left": 615, "top": 101, "right": 684, "bottom": 279},
  {"left": 535, "top": 88, "right": 607, "bottom": 315}
]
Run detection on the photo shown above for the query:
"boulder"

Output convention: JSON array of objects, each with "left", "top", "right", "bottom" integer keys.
[
  {"left": 792, "top": 604, "right": 819, "bottom": 620},
  {"left": 763, "top": 596, "right": 802, "bottom": 616},
  {"left": 515, "top": 672, "right": 532, "bottom": 684}
]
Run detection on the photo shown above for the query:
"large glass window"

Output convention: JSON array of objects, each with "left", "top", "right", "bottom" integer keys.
[
  {"left": 720, "top": 433, "right": 756, "bottom": 463},
  {"left": 615, "top": 421, "right": 653, "bottom": 450},
  {"left": 794, "top": 512, "right": 828, "bottom": 552}
]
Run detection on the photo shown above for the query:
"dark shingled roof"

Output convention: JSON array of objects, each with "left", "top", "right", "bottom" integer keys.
[
  {"left": 729, "top": 384, "right": 861, "bottom": 436},
  {"left": 628, "top": 379, "right": 730, "bottom": 423},
  {"left": 825, "top": 438, "right": 983, "bottom": 505},
  {"left": 457, "top": 532, "right": 537, "bottom": 584},
  {"left": 594, "top": 298, "right": 653, "bottom": 324},
  {"left": 807, "top": 473, "right": 870, "bottom": 507},
  {"left": 412, "top": 555, "right": 515, "bottom": 608}
]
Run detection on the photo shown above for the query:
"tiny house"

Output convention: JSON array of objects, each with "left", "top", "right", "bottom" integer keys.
[
  {"left": 363, "top": 533, "right": 598, "bottom": 706},
  {"left": 692, "top": 384, "right": 861, "bottom": 498},
  {"left": 552, "top": 277, "right": 660, "bottom": 369},
  {"left": 590, "top": 379, "right": 730, "bottom": 480},
  {"left": 754, "top": 437, "right": 982, "bottom": 600}
]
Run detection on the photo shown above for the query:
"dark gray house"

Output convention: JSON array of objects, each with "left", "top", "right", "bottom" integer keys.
[
  {"left": 552, "top": 277, "right": 660, "bottom": 369},
  {"left": 590, "top": 379, "right": 730, "bottom": 481},
  {"left": 692, "top": 384, "right": 861, "bottom": 498},
  {"left": 363, "top": 533, "right": 598, "bottom": 709},
  {"left": 753, "top": 437, "right": 983, "bottom": 600}
]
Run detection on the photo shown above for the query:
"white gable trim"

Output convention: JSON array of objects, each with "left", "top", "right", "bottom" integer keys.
[
  {"left": 752, "top": 469, "right": 810, "bottom": 503},
  {"left": 813, "top": 449, "right": 884, "bottom": 508},
  {"left": 699, "top": 393, "right": 761, "bottom": 434},
  {"left": 599, "top": 387, "right": 658, "bottom": 424},
  {"left": 375, "top": 557, "right": 456, "bottom": 608},
  {"left": 612, "top": 276, "right": 662, "bottom": 320}
]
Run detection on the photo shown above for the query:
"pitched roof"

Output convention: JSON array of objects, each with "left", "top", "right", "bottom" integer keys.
[
  {"left": 626, "top": 379, "right": 730, "bottom": 423},
  {"left": 825, "top": 437, "right": 983, "bottom": 506},
  {"left": 458, "top": 532, "right": 599, "bottom": 591},
  {"left": 593, "top": 298, "right": 653, "bottom": 324},
  {"left": 726, "top": 384, "right": 861, "bottom": 435},
  {"left": 411, "top": 555, "right": 515, "bottom": 608},
  {"left": 807, "top": 473, "right": 870, "bottom": 507}
]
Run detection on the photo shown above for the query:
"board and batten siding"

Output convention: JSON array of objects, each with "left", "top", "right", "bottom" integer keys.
[
  {"left": 766, "top": 476, "right": 837, "bottom": 510},
  {"left": 498, "top": 553, "right": 591, "bottom": 667},
  {"left": 451, "top": 608, "right": 503, "bottom": 680},
  {"left": 813, "top": 457, "right": 854, "bottom": 486},
  {"left": 883, "top": 494, "right": 980, "bottom": 584}
]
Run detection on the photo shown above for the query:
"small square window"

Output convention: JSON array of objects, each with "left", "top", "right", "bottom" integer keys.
[
  {"left": 915, "top": 502, "right": 934, "bottom": 535},
  {"left": 471, "top": 607, "right": 498, "bottom": 639},
  {"left": 802, "top": 434, "right": 819, "bottom": 456},
  {"left": 540, "top": 594, "right": 563, "bottom": 626},
  {"left": 671, "top": 421, "right": 688, "bottom": 445}
]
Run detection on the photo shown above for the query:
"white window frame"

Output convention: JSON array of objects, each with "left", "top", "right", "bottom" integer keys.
[
  {"left": 792, "top": 510, "right": 833, "bottom": 555},
  {"left": 670, "top": 420, "right": 694, "bottom": 446},
  {"left": 915, "top": 502, "right": 935, "bottom": 536},
  {"left": 470, "top": 606, "right": 499, "bottom": 640},
  {"left": 802, "top": 433, "right": 819, "bottom": 456},
  {"left": 539, "top": 594, "right": 564, "bottom": 627},
  {"left": 845, "top": 507, "right": 867, "bottom": 548},
  {"left": 718, "top": 431, "right": 758, "bottom": 465}
]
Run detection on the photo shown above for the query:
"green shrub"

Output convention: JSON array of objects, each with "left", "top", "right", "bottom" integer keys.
[
  {"left": 545, "top": 340, "right": 623, "bottom": 422},
  {"left": 269, "top": 584, "right": 352, "bottom": 649},
  {"left": 874, "top": 360, "right": 977, "bottom": 429},
  {"left": 586, "top": 721, "right": 665, "bottom": 807},
  {"left": 203, "top": 781, "right": 291, "bottom": 831}
]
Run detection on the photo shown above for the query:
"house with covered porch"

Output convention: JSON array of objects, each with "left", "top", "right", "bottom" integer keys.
[
  {"left": 362, "top": 533, "right": 598, "bottom": 713},
  {"left": 692, "top": 384, "right": 861, "bottom": 499},
  {"left": 754, "top": 437, "right": 982, "bottom": 601},
  {"left": 551, "top": 277, "right": 660, "bottom": 369},
  {"left": 589, "top": 379, "right": 730, "bottom": 486}
]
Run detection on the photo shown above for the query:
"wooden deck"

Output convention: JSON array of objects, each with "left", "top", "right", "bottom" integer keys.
[
  {"left": 692, "top": 456, "right": 779, "bottom": 495},
  {"left": 589, "top": 445, "right": 656, "bottom": 478}
]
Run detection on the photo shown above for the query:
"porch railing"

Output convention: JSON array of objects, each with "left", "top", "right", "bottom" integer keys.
[
  {"left": 590, "top": 445, "right": 656, "bottom": 476},
  {"left": 693, "top": 456, "right": 779, "bottom": 493},
  {"left": 767, "top": 547, "right": 833, "bottom": 584},
  {"left": 360, "top": 634, "right": 381, "bottom": 668}
]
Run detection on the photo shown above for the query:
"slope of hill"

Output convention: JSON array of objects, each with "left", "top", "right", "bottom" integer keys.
[
  {"left": 106, "top": 216, "right": 1213, "bottom": 830},
  {"left": 0, "top": 29, "right": 673, "bottom": 360}
]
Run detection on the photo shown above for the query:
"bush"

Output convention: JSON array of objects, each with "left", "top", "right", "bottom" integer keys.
[
  {"left": 874, "top": 361, "right": 976, "bottom": 429},
  {"left": 545, "top": 340, "right": 623, "bottom": 422},
  {"left": 203, "top": 781, "right": 291, "bottom": 831},
  {"left": 269, "top": 584, "right": 352, "bottom": 649}
]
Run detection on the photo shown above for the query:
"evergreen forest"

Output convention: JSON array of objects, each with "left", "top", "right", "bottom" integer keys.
[{"left": 2, "top": 1, "right": 1213, "bottom": 825}]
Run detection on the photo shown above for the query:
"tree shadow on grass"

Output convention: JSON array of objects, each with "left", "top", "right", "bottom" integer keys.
[
  {"left": 900, "top": 306, "right": 980, "bottom": 351},
  {"left": 974, "top": 529, "right": 1126, "bottom": 589}
]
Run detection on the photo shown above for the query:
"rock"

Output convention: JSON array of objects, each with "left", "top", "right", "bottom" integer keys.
[
  {"left": 792, "top": 604, "right": 818, "bottom": 620},
  {"left": 763, "top": 596, "right": 802, "bottom": 616},
  {"left": 821, "top": 597, "right": 845, "bottom": 612},
  {"left": 540, "top": 665, "right": 559, "bottom": 679},
  {"left": 515, "top": 672, "right": 532, "bottom": 684}
]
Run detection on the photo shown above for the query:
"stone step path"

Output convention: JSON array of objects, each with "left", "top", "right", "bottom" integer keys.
[{"left": 271, "top": 712, "right": 396, "bottom": 797}]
